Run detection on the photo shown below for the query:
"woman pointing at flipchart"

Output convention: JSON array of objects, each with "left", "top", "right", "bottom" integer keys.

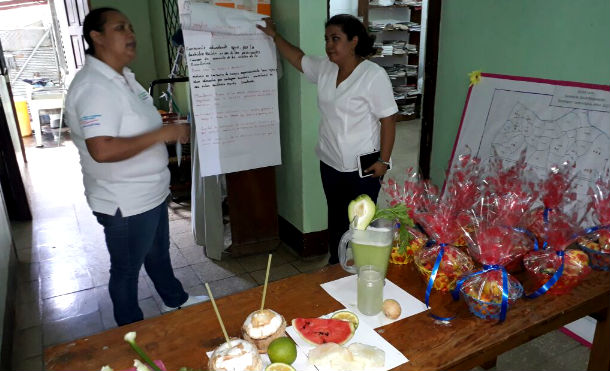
[{"left": 257, "top": 14, "right": 398, "bottom": 265}]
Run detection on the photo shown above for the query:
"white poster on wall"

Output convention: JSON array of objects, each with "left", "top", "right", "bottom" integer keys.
[{"left": 179, "top": 1, "right": 280, "bottom": 176}]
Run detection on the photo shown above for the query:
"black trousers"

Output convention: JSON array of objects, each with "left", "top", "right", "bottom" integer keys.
[{"left": 320, "top": 161, "right": 382, "bottom": 264}]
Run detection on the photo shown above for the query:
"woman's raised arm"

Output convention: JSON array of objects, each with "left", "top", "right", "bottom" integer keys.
[{"left": 257, "top": 18, "right": 305, "bottom": 73}]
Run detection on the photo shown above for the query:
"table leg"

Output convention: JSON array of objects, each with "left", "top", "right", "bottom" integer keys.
[
  {"left": 588, "top": 306, "right": 610, "bottom": 371},
  {"left": 481, "top": 358, "right": 497, "bottom": 370}
]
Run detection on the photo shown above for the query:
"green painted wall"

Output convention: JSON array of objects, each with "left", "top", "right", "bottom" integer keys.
[
  {"left": 273, "top": 0, "right": 327, "bottom": 233},
  {"left": 90, "top": 0, "right": 159, "bottom": 89},
  {"left": 430, "top": 0, "right": 610, "bottom": 186}
]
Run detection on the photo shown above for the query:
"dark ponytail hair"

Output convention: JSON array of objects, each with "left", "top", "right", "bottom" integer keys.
[
  {"left": 325, "top": 14, "right": 376, "bottom": 58},
  {"left": 83, "top": 7, "right": 120, "bottom": 55}
]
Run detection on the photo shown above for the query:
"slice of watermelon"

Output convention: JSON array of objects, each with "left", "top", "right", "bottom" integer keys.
[{"left": 291, "top": 318, "right": 355, "bottom": 345}]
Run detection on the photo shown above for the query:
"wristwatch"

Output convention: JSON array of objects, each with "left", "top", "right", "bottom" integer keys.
[{"left": 377, "top": 158, "right": 391, "bottom": 166}]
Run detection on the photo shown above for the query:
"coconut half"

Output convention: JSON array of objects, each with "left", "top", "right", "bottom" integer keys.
[
  {"left": 241, "top": 309, "right": 287, "bottom": 353},
  {"left": 207, "top": 338, "right": 263, "bottom": 371}
]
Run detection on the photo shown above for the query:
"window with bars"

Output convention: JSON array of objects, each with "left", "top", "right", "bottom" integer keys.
[{"left": 162, "top": 0, "right": 187, "bottom": 77}]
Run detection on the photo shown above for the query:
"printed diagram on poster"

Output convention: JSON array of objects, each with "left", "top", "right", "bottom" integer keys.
[
  {"left": 179, "top": 1, "right": 280, "bottom": 176},
  {"left": 448, "top": 73, "right": 610, "bottom": 223}
]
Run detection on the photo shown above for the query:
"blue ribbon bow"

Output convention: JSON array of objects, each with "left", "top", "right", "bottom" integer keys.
[
  {"left": 541, "top": 207, "right": 553, "bottom": 250},
  {"left": 452, "top": 264, "right": 510, "bottom": 322},
  {"left": 525, "top": 250, "right": 565, "bottom": 298},
  {"left": 512, "top": 226, "right": 539, "bottom": 251},
  {"left": 424, "top": 243, "right": 456, "bottom": 322}
]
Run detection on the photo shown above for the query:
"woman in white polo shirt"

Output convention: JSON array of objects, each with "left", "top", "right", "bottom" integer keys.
[
  {"left": 258, "top": 14, "right": 398, "bottom": 264},
  {"left": 66, "top": 8, "right": 205, "bottom": 326}
]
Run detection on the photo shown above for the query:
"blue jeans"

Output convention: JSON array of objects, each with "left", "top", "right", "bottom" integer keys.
[
  {"left": 320, "top": 161, "right": 382, "bottom": 264},
  {"left": 94, "top": 201, "right": 188, "bottom": 326}
]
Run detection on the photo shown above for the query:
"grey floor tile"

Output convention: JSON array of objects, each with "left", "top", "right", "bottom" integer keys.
[
  {"left": 17, "top": 261, "right": 40, "bottom": 283},
  {"left": 15, "top": 300, "right": 42, "bottom": 330},
  {"left": 528, "top": 329, "right": 582, "bottom": 357},
  {"left": 250, "top": 263, "right": 301, "bottom": 285},
  {"left": 16, "top": 279, "right": 41, "bottom": 305},
  {"left": 206, "top": 274, "right": 258, "bottom": 298},
  {"left": 172, "top": 266, "right": 203, "bottom": 289},
  {"left": 170, "top": 248, "right": 189, "bottom": 269},
  {"left": 290, "top": 253, "right": 331, "bottom": 273},
  {"left": 191, "top": 258, "right": 245, "bottom": 283},
  {"left": 12, "top": 325, "right": 42, "bottom": 361},
  {"left": 42, "top": 289, "right": 99, "bottom": 322},
  {"left": 172, "top": 230, "right": 198, "bottom": 249},
  {"left": 169, "top": 219, "right": 192, "bottom": 235},
  {"left": 36, "top": 241, "right": 84, "bottom": 262},
  {"left": 180, "top": 245, "right": 210, "bottom": 264},
  {"left": 141, "top": 297, "right": 162, "bottom": 320},
  {"left": 11, "top": 355, "right": 43, "bottom": 371},
  {"left": 39, "top": 256, "right": 89, "bottom": 278},
  {"left": 274, "top": 242, "right": 300, "bottom": 263},
  {"left": 89, "top": 267, "right": 111, "bottom": 287},
  {"left": 40, "top": 269, "right": 94, "bottom": 299},
  {"left": 100, "top": 306, "right": 117, "bottom": 330},
  {"left": 94, "top": 285, "right": 113, "bottom": 311},
  {"left": 236, "top": 251, "right": 288, "bottom": 272},
  {"left": 15, "top": 247, "right": 41, "bottom": 263}
]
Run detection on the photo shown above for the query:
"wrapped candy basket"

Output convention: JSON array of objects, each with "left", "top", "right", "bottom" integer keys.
[
  {"left": 458, "top": 270, "right": 523, "bottom": 320},
  {"left": 414, "top": 245, "right": 473, "bottom": 292},
  {"left": 577, "top": 231, "right": 610, "bottom": 271},
  {"left": 524, "top": 249, "right": 591, "bottom": 295},
  {"left": 389, "top": 227, "right": 427, "bottom": 265}
]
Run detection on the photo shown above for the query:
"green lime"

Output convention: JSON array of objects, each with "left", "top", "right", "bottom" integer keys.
[
  {"left": 265, "top": 363, "right": 296, "bottom": 371},
  {"left": 267, "top": 337, "right": 297, "bottom": 365}
]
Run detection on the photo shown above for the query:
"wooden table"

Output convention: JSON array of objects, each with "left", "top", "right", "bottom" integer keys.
[{"left": 45, "top": 264, "right": 610, "bottom": 371}]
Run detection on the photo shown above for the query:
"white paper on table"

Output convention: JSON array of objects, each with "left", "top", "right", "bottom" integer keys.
[
  {"left": 286, "top": 313, "right": 409, "bottom": 371},
  {"left": 320, "top": 275, "right": 428, "bottom": 329},
  {"left": 206, "top": 343, "right": 315, "bottom": 371}
]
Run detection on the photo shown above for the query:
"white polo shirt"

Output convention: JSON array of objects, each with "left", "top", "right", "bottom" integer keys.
[
  {"left": 65, "top": 55, "right": 170, "bottom": 217},
  {"left": 302, "top": 56, "right": 398, "bottom": 172}
]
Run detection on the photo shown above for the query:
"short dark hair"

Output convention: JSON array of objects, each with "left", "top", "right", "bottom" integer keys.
[
  {"left": 83, "top": 7, "right": 120, "bottom": 56},
  {"left": 325, "top": 14, "right": 376, "bottom": 58}
]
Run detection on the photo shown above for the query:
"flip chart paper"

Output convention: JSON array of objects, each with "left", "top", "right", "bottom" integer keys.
[{"left": 180, "top": 1, "right": 281, "bottom": 176}]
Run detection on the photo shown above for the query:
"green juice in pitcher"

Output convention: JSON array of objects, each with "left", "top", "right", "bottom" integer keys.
[{"left": 351, "top": 225, "right": 393, "bottom": 278}]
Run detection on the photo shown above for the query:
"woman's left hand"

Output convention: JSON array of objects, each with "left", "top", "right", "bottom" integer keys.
[{"left": 365, "top": 161, "right": 388, "bottom": 178}]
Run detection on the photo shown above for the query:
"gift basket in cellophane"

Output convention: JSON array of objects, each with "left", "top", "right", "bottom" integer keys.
[
  {"left": 525, "top": 164, "right": 576, "bottom": 248},
  {"left": 410, "top": 161, "right": 479, "bottom": 293},
  {"left": 522, "top": 164, "right": 591, "bottom": 295},
  {"left": 481, "top": 154, "right": 539, "bottom": 272},
  {"left": 577, "top": 171, "right": 610, "bottom": 270},
  {"left": 383, "top": 170, "right": 434, "bottom": 264},
  {"left": 456, "top": 205, "right": 525, "bottom": 321},
  {"left": 523, "top": 214, "right": 591, "bottom": 295},
  {"left": 446, "top": 155, "right": 483, "bottom": 247},
  {"left": 414, "top": 205, "right": 475, "bottom": 292}
]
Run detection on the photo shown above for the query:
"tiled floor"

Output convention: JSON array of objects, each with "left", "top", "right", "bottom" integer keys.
[{"left": 10, "top": 122, "right": 590, "bottom": 370}]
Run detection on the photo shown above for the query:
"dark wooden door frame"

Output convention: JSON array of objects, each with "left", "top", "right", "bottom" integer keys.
[
  {"left": 0, "top": 91, "right": 32, "bottom": 221},
  {"left": 418, "top": 0, "right": 441, "bottom": 179}
]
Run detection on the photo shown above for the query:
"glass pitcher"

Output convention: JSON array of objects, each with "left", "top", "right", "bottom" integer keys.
[{"left": 338, "top": 218, "right": 394, "bottom": 278}]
